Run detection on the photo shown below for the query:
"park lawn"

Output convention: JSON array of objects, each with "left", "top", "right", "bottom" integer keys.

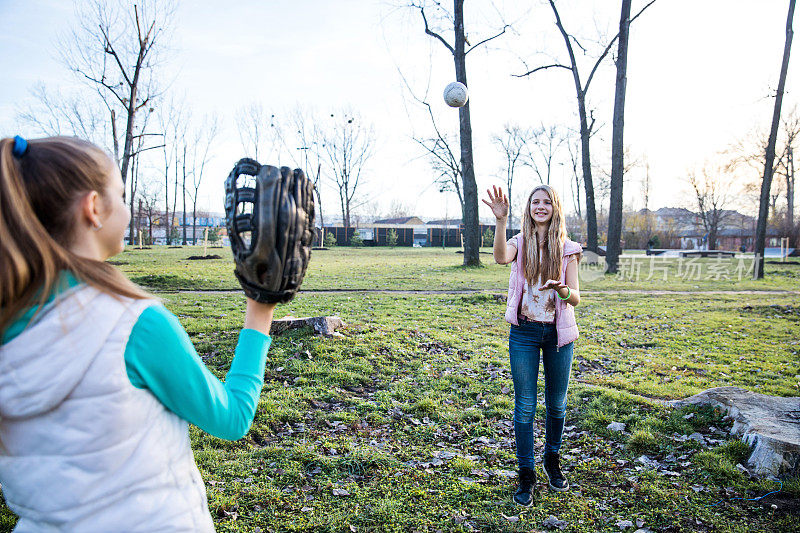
[
  {"left": 114, "top": 246, "right": 800, "bottom": 293},
  {"left": 0, "top": 250, "right": 798, "bottom": 531},
  {"left": 172, "top": 292, "right": 800, "bottom": 532}
]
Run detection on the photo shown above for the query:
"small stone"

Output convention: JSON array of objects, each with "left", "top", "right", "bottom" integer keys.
[
  {"left": 542, "top": 515, "right": 568, "bottom": 530},
  {"left": 607, "top": 421, "right": 627, "bottom": 432},
  {"left": 616, "top": 519, "right": 634, "bottom": 530},
  {"left": 688, "top": 432, "right": 706, "bottom": 443}
]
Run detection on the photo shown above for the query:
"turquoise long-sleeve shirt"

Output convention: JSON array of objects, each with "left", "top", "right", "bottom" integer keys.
[{"left": 2, "top": 274, "right": 271, "bottom": 441}]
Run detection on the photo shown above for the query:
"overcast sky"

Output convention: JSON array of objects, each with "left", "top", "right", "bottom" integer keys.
[{"left": 1, "top": 0, "right": 797, "bottom": 222}]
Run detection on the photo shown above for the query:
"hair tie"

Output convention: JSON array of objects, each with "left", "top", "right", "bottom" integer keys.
[{"left": 12, "top": 135, "right": 28, "bottom": 158}]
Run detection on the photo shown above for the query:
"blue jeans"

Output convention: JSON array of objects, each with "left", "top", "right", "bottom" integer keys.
[{"left": 509, "top": 320, "right": 574, "bottom": 469}]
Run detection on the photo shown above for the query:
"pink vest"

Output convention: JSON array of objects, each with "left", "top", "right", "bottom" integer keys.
[{"left": 504, "top": 234, "right": 582, "bottom": 348}]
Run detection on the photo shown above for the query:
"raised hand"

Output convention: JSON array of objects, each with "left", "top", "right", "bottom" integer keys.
[{"left": 481, "top": 185, "right": 509, "bottom": 220}]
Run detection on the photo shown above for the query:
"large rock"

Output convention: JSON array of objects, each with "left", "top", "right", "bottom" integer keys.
[
  {"left": 672, "top": 386, "right": 800, "bottom": 477},
  {"left": 270, "top": 316, "right": 345, "bottom": 337}
]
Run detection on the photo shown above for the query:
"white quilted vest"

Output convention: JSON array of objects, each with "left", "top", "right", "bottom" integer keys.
[{"left": 0, "top": 285, "right": 215, "bottom": 532}]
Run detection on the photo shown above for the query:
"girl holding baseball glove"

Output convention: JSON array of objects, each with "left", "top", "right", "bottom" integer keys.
[
  {"left": 0, "top": 136, "right": 312, "bottom": 531},
  {"left": 482, "top": 184, "right": 582, "bottom": 507}
]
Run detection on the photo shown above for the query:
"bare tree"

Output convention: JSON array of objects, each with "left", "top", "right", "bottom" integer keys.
[
  {"left": 158, "top": 99, "right": 188, "bottom": 245},
  {"left": 566, "top": 134, "right": 582, "bottom": 219},
  {"left": 775, "top": 108, "right": 800, "bottom": 233},
  {"left": 524, "top": 123, "right": 565, "bottom": 185},
  {"left": 288, "top": 107, "right": 327, "bottom": 245},
  {"left": 320, "top": 111, "right": 375, "bottom": 236},
  {"left": 61, "top": 0, "right": 173, "bottom": 189},
  {"left": 492, "top": 124, "right": 531, "bottom": 230},
  {"left": 755, "top": 0, "right": 796, "bottom": 278},
  {"left": 137, "top": 178, "right": 162, "bottom": 244},
  {"left": 400, "top": 77, "right": 465, "bottom": 215},
  {"left": 416, "top": 133, "right": 464, "bottom": 212},
  {"left": 187, "top": 115, "right": 219, "bottom": 244},
  {"left": 236, "top": 103, "right": 281, "bottom": 161},
  {"left": 515, "top": 0, "right": 656, "bottom": 252},
  {"left": 606, "top": 0, "right": 633, "bottom": 273},
  {"left": 18, "top": 84, "right": 112, "bottom": 148},
  {"left": 386, "top": 199, "right": 412, "bottom": 219},
  {"left": 689, "top": 166, "right": 735, "bottom": 251},
  {"left": 412, "top": 0, "right": 509, "bottom": 266}
]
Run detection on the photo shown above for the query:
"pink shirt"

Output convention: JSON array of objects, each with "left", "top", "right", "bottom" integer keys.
[
  {"left": 508, "top": 238, "right": 556, "bottom": 322},
  {"left": 504, "top": 234, "right": 582, "bottom": 348}
]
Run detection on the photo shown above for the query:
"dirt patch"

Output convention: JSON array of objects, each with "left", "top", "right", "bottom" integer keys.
[
  {"left": 766, "top": 260, "right": 800, "bottom": 266},
  {"left": 740, "top": 304, "right": 799, "bottom": 320},
  {"left": 187, "top": 255, "right": 222, "bottom": 260},
  {"left": 107, "top": 260, "right": 128, "bottom": 265},
  {"left": 757, "top": 489, "right": 800, "bottom": 514}
]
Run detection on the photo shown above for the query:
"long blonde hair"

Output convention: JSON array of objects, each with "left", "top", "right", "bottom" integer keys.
[
  {"left": 0, "top": 136, "right": 149, "bottom": 338},
  {"left": 521, "top": 184, "right": 567, "bottom": 284}
]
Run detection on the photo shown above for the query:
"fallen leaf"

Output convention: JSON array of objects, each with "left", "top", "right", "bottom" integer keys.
[{"left": 542, "top": 515, "right": 567, "bottom": 530}]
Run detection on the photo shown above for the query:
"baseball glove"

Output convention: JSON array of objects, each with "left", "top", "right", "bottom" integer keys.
[{"left": 224, "top": 158, "right": 315, "bottom": 303}]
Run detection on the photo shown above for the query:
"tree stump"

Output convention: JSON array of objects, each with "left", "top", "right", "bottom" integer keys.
[
  {"left": 671, "top": 386, "right": 800, "bottom": 477},
  {"left": 269, "top": 316, "right": 345, "bottom": 337}
]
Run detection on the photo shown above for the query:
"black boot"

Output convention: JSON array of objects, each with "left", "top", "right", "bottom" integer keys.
[
  {"left": 543, "top": 452, "right": 569, "bottom": 492},
  {"left": 513, "top": 466, "right": 536, "bottom": 506}
]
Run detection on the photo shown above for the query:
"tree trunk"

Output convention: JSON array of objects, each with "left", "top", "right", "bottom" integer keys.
[
  {"left": 192, "top": 201, "right": 198, "bottom": 246},
  {"left": 171, "top": 155, "right": 179, "bottom": 245},
  {"left": 128, "top": 154, "right": 136, "bottom": 245},
  {"left": 578, "top": 96, "right": 598, "bottom": 252},
  {"left": 120, "top": 96, "right": 136, "bottom": 189},
  {"left": 182, "top": 148, "right": 188, "bottom": 246},
  {"left": 787, "top": 146, "right": 795, "bottom": 228},
  {"left": 755, "top": 0, "right": 795, "bottom": 278},
  {"left": 340, "top": 191, "right": 348, "bottom": 239},
  {"left": 164, "top": 164, "right": 170, "bottom": 246},
  {"left": 606, "top": 0, "right": 632, "bottom": 273},
  {"left": 454, "top": 0, "right": 480, "bottom": 266},
  {"left": 316, "top": 188, "right": 325, "bottom": 246}
]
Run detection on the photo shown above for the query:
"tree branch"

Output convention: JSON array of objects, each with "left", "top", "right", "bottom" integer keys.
[
  {"left": 130, "top": 143, "right": 165, "bottom": 157},
  {"left": 513, "top": 62, "right": 571, "bottom": 78},
  {"left": 417, "top": 5, "right": 454, "bottom": 55},
  {"left": 584, "top": 0, "right": 657, "bottom": 92},
  {"left": 466, "top": 24, "right": 510, "bottom": 54},
  {"left": 99, "top": 24, "right": 133, "bottom": 88},
  {"left": 79, "top": 72, "right": 127, "bottom": 106}
]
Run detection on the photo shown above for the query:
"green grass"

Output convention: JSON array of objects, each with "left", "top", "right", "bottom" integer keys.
[
  {"left": 114, "top": 245, "right": 800, "bottom": 292},
  {"left": 1, "top": 247, "right": 798, "bottom": 531}
]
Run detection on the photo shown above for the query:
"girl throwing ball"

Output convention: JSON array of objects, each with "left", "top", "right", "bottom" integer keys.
[
  {"left": 0, "top": 136, "right": 277, "bottom": 531},
  {"left": 483, "top": 184, "right": 582, "bottom": 506}
]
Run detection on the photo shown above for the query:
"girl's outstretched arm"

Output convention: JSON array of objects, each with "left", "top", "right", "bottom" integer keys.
[{"left": 124, "top": 300, "right": 275, "bottom": 441}]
